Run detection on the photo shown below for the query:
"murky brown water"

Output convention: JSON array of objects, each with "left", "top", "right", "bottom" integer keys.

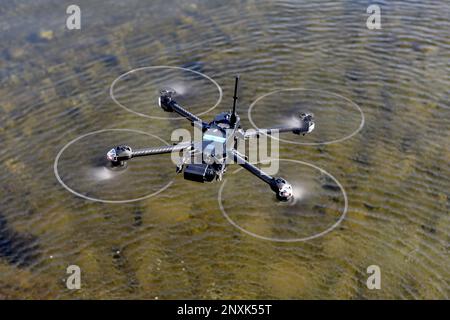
[{"left": 0, "top": 0, "right": 449, "bottom": 299}]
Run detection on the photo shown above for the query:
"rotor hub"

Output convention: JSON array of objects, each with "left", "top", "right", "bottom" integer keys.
[
  {"left": 159, "top": 87, "right": 176, "bottom": 98},
  {"left": 271, "top": 177, "right": 294, "bottom": 201},
  {"left": 106, "top": 145, "right": 132, "bottom": 167}
]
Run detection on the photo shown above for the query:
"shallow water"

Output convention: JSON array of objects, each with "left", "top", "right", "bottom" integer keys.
[{"left": 0, "top": 0, "right": 449, "bottom": 299}]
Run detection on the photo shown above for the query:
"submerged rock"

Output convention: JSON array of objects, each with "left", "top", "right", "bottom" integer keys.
[
  {"left": 98, "top": 54, "right": 119, "bottom": 68},
  {"left": 0, "top": 214, "right": 39, "bottom": 268},
  {"left": 39, "top": 30, "right": 54, "bottom": 41},
  {"left": 26, "top": 29, "right": 54, "bottom": 43},
  {"left": 412, "top": 42, "right": 438, "bottom": 55},
  {"left": 2, "top": 48, "right": 25, "bottom": 60}
]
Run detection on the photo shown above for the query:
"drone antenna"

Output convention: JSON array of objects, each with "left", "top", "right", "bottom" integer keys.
[{"left": 230, "top": 75, "right": 239, "bottom": 126}]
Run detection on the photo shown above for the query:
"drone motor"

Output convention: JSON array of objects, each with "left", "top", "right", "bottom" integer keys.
[
  {"left": 271, "top": 177, "right": 294, "bottom": 201},
  {"left": 106, "top": 145, "right": 133, "bottom": 167},
  {"left": 158, "top": 88, "right": 176, "bottom": 112},
  {"left": 293, "top": 113, "right": 315, "bottom": 135}
]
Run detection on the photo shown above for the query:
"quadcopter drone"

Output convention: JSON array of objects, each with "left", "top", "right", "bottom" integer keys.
[{"left": 106, "top": 76, "right": 315, "bottom": 201}]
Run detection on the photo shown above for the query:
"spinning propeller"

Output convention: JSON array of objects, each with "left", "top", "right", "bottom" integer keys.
[
  {"left": 248, "top": 88, "right": 364, "bottom": 145},
  {"left": 110, "top": 66, "right": 222, "bottom": 120},
  {"left": 54, "top": 129, "right": 175, "bottom": 203},
  {"left": 219, "top": 159, "right": 347, "bottom": 242}
]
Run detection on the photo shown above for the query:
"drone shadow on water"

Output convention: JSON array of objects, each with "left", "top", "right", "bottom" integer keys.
[{"left": 0, "top": 213, "right": 39, "bottom": 268}]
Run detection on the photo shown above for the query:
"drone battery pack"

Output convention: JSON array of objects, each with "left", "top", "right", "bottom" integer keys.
[{"left": 184, "top": 164, "right": 214, "bottom": 183}]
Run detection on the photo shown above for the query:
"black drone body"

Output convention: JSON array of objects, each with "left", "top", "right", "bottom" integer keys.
[{"left": 106, "top": 76, "right": 315, "bottom": 201}]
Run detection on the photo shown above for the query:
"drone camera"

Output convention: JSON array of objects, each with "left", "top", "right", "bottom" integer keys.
[{"left": 184, "top": 164, "right": 216, "bottom": 183}]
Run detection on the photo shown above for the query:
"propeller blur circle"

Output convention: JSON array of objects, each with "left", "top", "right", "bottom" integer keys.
[
  {"left": 248, "top": 88, "right": 365, "bottom": 145},
  {"left": 110, "top": 65, "right": 223, "bottom": 120},
  {"left": 218, "top": 159, "right": 348, "bottom": 242},
  {"left": 54, "top": 129, "right": 175, "bottom": 203}
]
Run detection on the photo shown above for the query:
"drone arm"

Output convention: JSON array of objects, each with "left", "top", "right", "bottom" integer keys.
[
  {"left": 230, "top": 149, "right": 294, "bottom": 201},
  {"left": 231, "top": 150, "right": 274, "bottom": 185},
  {"left": 131, "top": 142, "right": 193, "bottom": 158},
  {"left": 244, "top": 125, "right": 312, "bottom": 139},
  {"left": 170, "top": 101, "right": 203, "bottom": 123},
  {"left": 164, "top": 100, "right": 208, "bottom": 128},
  {"left": 244, "top": 113, "right": 315, "bottom": 138}
]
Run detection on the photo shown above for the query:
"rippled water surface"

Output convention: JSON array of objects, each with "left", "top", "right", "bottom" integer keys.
[{"left": 0, "top": 0, "right": 449, "bottom": 299}]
